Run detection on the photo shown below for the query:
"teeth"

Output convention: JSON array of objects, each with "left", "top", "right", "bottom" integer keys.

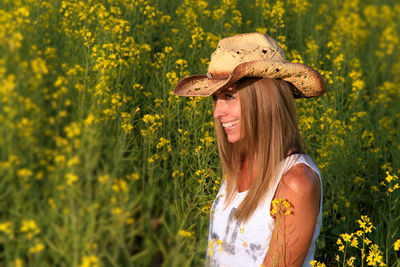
[{"left": 222, "top": 120, "right": 239, "bottom": 128}]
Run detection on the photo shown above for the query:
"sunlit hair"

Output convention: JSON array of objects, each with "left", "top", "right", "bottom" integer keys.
[{"left": 214, "top": 77, "right": 303, "bottom": 223}]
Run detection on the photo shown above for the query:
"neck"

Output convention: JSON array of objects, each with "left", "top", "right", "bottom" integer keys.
[
  {"left": 238, "top": 148, "right": 299, "bottom": 192},
  {"left": 286, "top": 146, "right": 300, "bottom": 157},
  {"left": 238, "top": 157, "right": 257, "bottom": 192}
]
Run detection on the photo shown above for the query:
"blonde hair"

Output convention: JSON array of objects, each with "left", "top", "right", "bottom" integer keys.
[{"left": 215, "top": 78, "right": 303, "bottom": 223}]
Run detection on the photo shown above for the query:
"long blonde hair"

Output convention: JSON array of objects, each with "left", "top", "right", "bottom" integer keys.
[{"left": 215, "top": 77, "right": 303, "bottom": 223}]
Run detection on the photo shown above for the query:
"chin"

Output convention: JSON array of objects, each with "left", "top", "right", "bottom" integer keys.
[{"left": 227, "top": 135, "right": 241, "bottom": 143}]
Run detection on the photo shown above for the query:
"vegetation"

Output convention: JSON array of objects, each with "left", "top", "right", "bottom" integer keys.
[{"left": 0, "top": 0, "right": 399, "bottom": 266}]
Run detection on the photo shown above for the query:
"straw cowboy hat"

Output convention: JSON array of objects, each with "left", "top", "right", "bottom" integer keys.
[{"left": 173, "top": 33, "right": 326, "bottom": 98}]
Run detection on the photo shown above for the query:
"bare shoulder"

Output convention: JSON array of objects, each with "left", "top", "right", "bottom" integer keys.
[{"left": 279, "top": 163, "right": 321, "bottom": 197}]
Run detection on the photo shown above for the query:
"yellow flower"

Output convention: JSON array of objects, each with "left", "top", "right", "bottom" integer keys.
[
  {"left": 112, "top": 179, "right": 127, "bottom": 192},
  {"left": 388, "top": 183, "right": 399, "bottom": 193},
  {"left": 199, "top": 131, "right": 215, "bottom": 147},
  {"left": 79, "top": 255, "right": 99, "bottom": 267},
  {"left": 336, "top": 238, "right": 345, "bottom": 252},
  {"left": 357, "top": 215, "right": 375, "bottom": 233},
  {"left": 98, "top": 174, "right": 109, "bottom": 184},
  {"left": 166, "top": 71, "right": 178, "bottom": 86},
  {"left": 20, "top": 219, "right": 40, "bottom": 240},
  {"left": 163, "top": 46, "right": 172, "bottom": 53},
  {"left": 178, "top": 229, "right": 194, "bottom": 238},
  {"left": 132, "top": 83, "right": 143, "bottom": 91},
  {"left": 350, "top": 236, "right": 359, "bottom": 248},
  {"left": 202, "top": 205, "right": 211, "bottom": 213},
  {"left": 111, "top": 207, "right": 123, "bottom": 215},
  {"left": 156, "top": 137, "right": 171, "bottom": 149},
  {"left": 194, "top": 146, "right": 202, "bottom": 153},
  {"left": 394, "top": 239, "right": 400, "bottom": 251},
  {"left": 29, "top": 243, "right": 45, "bottom": 254},
  {"left": 171, "top": 170, "right": 184, "bottom": 178},
  {"left": 340, "top": 233, "right": 353, "bottom": 242},
  {"left": 385, "top": 171, "right": 398, "bottom": 183},
  {"left": 346, "top": 257, "right": 356, "bottom": 267},
  {"left": 17, "top": 168, "right": 33, "bottom": 179},
  {"left": 353, "top": 176, "right": 365, "bottom": 185},
  {"left": 121, "top": 123, "right": 133, "bottom": 133},
  {"left": 126, "top": 173, "right": 140, "bottom": 180},
  {"left": 270, "top": 198, "right": 293, "bottom": 217},
  {"left": 175, "top": 59, "right": 188, "bottom": 68},
  {"left": 356, "top": 230, "right": 363, "bottom": 236},
  {"left": 385, "top": 171, "right": 394, "bottom": 183},
  {"left": 65, "top": 122, "right": 81, "bottom": 139},
  {"left": 11, "top": 258, "right": 23, "bottom": 267},
  {"left": 310, "top": 260, "right": 326, "bottom": 267},
  {"left": 55, "top": 155, "right": 66, "bottom": 166},
  {"left": 0, "top": 221, "right": 12, "bottom": 235},
  {"left": 371, "top": 185, "right": 379, "bottom": 192},
  {"left": 67, "top": 156, "right": 80, "bottom": 167},
  {"left": 66, "top": 173, "right": 79, "bottom": 185},
  {"left": 364, "top": 237, "right": 372, "bottom": 246},
  {"left": 366, "top": 244, "right": 386, "bottom": 266},
  {"left": 48, "top": 198, "right": 56, "bottom": 210}
]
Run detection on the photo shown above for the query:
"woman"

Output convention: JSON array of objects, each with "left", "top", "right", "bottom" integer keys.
[{"left": 173, "top": 33, "right": 326, "bottom": 267}]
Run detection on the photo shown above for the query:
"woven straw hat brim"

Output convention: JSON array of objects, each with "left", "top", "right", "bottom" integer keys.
[
  {"left": 173, "top": 75, "right": 233, "bottom": 97},
  {"left": 173, "top": 60, "right": 326, "bottom": 98}
]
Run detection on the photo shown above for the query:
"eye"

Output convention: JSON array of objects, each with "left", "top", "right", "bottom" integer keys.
[{"left": 224, "top": 93, "right": 234, "bottom": 100}]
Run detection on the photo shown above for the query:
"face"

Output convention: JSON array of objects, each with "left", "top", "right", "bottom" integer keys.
[{"left": 212, "top": 87, "right": 242, "bottom": 143}]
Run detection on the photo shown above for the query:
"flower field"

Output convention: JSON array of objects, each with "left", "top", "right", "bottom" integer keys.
[{"left": 0, "top": 0, "right": 399, "bottom": 266}]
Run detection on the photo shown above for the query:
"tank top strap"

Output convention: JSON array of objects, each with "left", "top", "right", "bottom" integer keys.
[
  {"left": 288, "top": 154, "right": 323, "bottom": 200},
  {"left": 264, "top": 154, "right": 322, "bottom": 211}
]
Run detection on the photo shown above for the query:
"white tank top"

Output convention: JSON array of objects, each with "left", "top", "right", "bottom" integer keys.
[{"left": 206, "top": 154, "right": 322, "bottom": 267}]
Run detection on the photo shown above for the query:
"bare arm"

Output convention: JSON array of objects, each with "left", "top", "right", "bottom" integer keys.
[{"left": 263, "top": 163, "right": 321, "bottom": 267}]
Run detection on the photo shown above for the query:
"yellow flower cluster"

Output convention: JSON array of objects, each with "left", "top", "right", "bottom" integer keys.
[
  {"left": 112, "top": 179, "right": 128, "bottom": 193},
  {"left": 156, "top": 137, "right": 172, "bottom": 152},
  {"left": 79, "top": 255, "right": 99, "bottom": 267},
  {"left": 270, "top": 198, "right": 293, "bottom": 217},
  {"left": 310, "top": 260, "right": 326, "bottom": 267},
  {"left": 178, "top": 229, "right": 194, "bottom": 238},
  {"left": 0, "top": 0, "right": 399, "bottom": 265},
  {"left": 0, "top": 221, "right": 12, "bottom": 236},
  {"left": 366, "top": 244, "right": 385, "bottom": 266},
  {"left": 335, "top": 215, "right": 388, "bottom": 266},
  {"left": 195, "top": 168, "right": 210, "bottom": 184},
  {"left": 199, "top": 131, "right": 215, "bottom": 147},
  {"left": 383, "top": 171, "right": 399, "bottom": 193},
  {"left": 172, "top": 170, "right": 184, "bottom": 178},
  {"left": 65, "top": 173, "right": 79, "bottom": 186},
  {"left": 394, "top": 239, "right": 400, "bottom": 251},
  {"left": 141, "top": 114, "right": 164, "bottom": 136},
  {"left": 20, "top": 219, "right": 40, "bottom": 240},
  {"left": 29, "top": 242, "right": 45, "bottom": 254}
]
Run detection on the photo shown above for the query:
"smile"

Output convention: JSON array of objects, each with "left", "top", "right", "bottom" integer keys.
[{"left": 222, "top": 120, "right": 239, "bottom": 128}]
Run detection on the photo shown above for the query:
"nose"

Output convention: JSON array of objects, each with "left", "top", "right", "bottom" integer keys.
[{"left": 213, "top": 99, "right": 225, "bottom": 119}]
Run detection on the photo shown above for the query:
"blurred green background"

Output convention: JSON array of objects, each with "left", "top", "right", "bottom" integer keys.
[{"left": 0, "top": 0, "right": 399, "bottom": 266}]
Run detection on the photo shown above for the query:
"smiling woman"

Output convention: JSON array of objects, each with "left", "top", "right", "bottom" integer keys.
[{"left": 173, "top": 33, "right": 326, "bottom": 267}]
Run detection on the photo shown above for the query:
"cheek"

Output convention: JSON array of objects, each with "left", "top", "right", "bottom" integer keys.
[
  {"left": 212, "top": 101, "right": 219, "bottom": 119},
  {"left": 213, "top": 106, "right": 218, "bottom": 119},
  {"left": 234, "top": 100, "right": 241, "bottom": 119}
]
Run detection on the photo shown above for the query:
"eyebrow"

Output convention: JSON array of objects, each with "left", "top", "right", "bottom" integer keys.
[{"left": 216, "top": 87, "right": 236, "bottom": 94}]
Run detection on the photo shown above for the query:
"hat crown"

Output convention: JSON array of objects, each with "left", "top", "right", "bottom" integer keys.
[{"left": 208, "top": 33, "right": 286, "bottom": 77}]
